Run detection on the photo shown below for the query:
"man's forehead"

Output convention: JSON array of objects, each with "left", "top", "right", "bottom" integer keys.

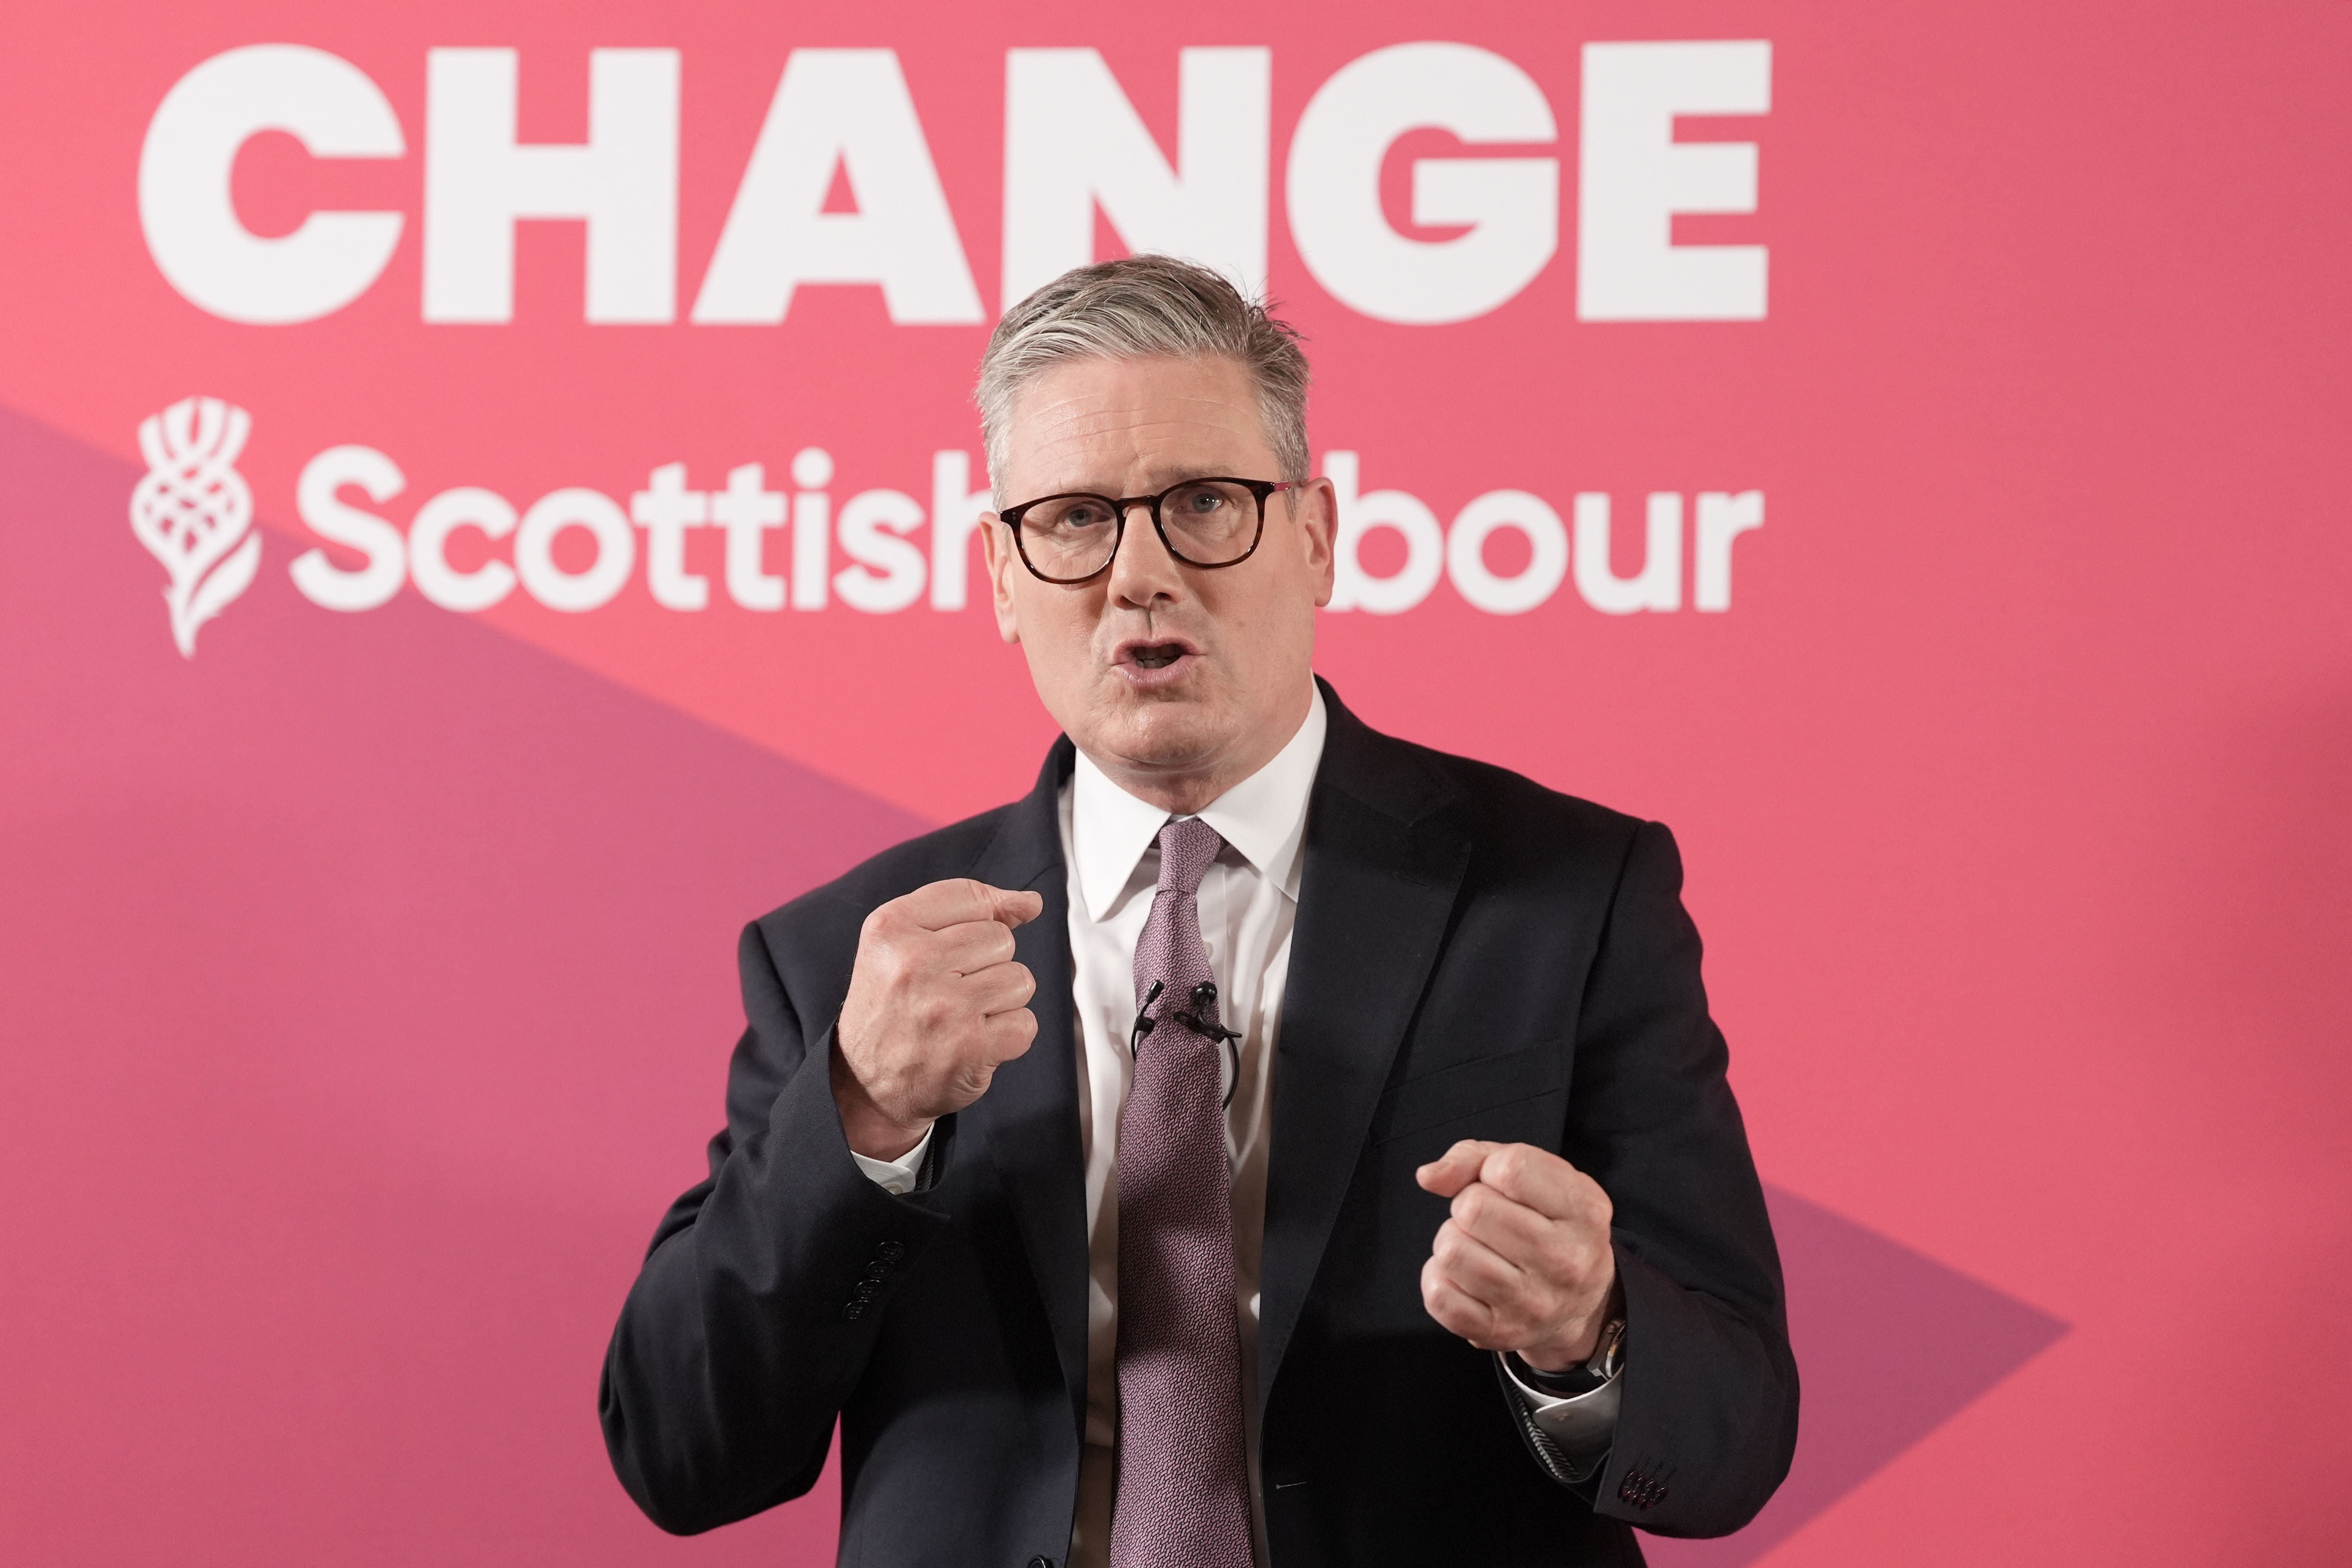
[{"left": 1005, "top": 356, "right": 1270, "bottom": 487}]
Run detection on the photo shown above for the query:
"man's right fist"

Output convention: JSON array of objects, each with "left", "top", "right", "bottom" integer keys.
[{"left": 832, "top": 878, "right": 1045, "bottom": 1161}]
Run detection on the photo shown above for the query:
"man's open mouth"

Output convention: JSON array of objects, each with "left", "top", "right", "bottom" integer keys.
[{"left": 1131, "top": 644, "right": 1187, "bottom": 670}]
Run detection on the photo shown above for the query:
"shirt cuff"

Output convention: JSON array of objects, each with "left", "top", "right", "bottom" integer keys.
[
  {"left": 1497, "top": 1352, "right": 1623, "bottom": 1470},
  {"left": 850, "top": 1125, "right": 933, "bottom": 1196}
]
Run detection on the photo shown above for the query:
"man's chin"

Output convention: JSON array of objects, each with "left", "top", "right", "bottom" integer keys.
[{"left": 1092, "top": 692, "right": 1235, "bottom": 774}]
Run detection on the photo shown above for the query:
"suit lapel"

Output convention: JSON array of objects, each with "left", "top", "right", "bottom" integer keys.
[
  {"left": 964, "top": 739, "right": 1092, "bottom": 1433},
  {"left": 1258, "top": 685, "right": 1470, "bottom": 1410}
]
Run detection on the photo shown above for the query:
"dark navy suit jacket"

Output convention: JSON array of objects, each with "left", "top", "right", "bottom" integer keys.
[{"left": 601, "top": 682, "right": 1797, "bottom": 1566}]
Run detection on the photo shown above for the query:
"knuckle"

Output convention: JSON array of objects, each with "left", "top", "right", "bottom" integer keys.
[{"left": 991, "top": 1012, "right": 1037, "bottom": 1059}]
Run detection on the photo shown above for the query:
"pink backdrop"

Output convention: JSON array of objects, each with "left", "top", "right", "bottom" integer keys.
[{"left": 3, "top": 3, "right": 2347, "bottom": 1564}]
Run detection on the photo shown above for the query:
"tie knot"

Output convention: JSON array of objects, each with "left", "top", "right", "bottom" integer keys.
[{"left": 1154, "top": 817, "right": 1223, "bottom": 898}]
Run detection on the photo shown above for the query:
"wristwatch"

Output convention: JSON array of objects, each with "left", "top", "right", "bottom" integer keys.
[
  {"left": 1497, "top": 1305, "right": 1627, "bottom": 1488},
  {"left": 1508, "top": 1311, "right": 1626, "bottom": 1399}
]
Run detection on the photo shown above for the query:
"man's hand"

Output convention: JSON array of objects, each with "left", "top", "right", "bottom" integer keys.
[
  {"left": 832, "top": 879, "right": 1045, "bottom": 1161},
  {"left": 1417, "top": 1140, "right": 1618, "bottom": 1373}
]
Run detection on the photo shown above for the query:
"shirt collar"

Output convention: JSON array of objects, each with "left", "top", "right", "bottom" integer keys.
[{"left": 1070, "top": 684, "right": 1329, "bottom": 921}]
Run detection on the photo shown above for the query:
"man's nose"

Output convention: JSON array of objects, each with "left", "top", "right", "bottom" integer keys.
[{"left": 1107, "top": 501, "right": 1186, "bottom": 606}]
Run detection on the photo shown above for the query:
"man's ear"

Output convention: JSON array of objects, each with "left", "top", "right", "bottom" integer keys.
[
  {"left": 977, "top": 513, "right": 1022, "bottom": 645},
  {"left": 1298, "top": 477, "right": 1339, "bottom": 608}
]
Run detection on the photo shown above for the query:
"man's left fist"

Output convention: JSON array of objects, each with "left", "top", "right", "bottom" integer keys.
[{"left": 1416, "top": 1139, "right": 1618, "bottom": 1374}]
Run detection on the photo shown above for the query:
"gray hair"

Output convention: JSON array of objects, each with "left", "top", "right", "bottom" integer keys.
[{"left": 976, "top": 255, "right": 1312, "bottom": 501}]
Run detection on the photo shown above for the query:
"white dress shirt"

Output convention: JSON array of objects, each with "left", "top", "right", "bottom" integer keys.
[{"left": 857, "top": 685, "right": 1325, "bottom": 1568}]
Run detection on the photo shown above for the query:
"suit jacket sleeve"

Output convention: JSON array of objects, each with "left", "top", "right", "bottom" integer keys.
[
  {"left": 598, "top": 918, "right": 952, "bottom": 1535},
  {"left": 1570, "top": 820, "right": 1798, "bottom": 1536}
]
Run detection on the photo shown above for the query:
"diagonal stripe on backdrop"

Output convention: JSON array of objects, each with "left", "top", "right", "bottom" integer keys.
[
  {"left": 0, "top": 404, "right": 2061, "bottom": 1565},
  {"left": 1649, "top": 1187, "right": 2068, "bottom": 1567}
]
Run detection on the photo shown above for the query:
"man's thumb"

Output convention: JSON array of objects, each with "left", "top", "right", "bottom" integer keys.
[
  {"left": 1417, "top": 1139, "right": 1499, "bottom": 1197},
  {"left": 985, "top": 885, "right": 1045, "bottom": 928}
]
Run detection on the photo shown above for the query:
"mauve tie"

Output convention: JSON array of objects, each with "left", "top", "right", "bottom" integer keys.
[{"left": 1110, "top": 817, "right": 1254, "bottom": 1568}]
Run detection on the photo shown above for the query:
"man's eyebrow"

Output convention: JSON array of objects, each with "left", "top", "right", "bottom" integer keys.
[
  {"left": 1128, "top": 465, "right": 1242, "bottom": 492},
  {"left": 1022, "top": 466, "right": 1235, "bottom": 499}
]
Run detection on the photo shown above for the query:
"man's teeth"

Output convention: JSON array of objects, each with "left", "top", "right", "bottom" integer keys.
[{"left": 1132, "top": 646, "right": 1183, "bottom": 669}]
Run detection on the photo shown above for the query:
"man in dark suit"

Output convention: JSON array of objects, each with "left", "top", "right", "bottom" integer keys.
[{"left": 601, "top": 257, "right": 1797, "bottom": 1567}]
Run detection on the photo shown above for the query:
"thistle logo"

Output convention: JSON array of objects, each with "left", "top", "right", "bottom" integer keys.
[{"left": 130, "top": 396, "right": 261, "bottom": 657}]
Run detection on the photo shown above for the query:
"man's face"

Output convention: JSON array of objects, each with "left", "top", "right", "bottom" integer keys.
[{"left": 981, "top": 354, "right": 1336, "bottom": 798}]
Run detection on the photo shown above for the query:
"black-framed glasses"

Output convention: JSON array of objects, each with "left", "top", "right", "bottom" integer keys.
[{"left": 999, "top": 477, "right": 1298, "bottom": 585}]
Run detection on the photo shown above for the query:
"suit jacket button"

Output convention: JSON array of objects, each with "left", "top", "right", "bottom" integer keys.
[{"left": 1027, "top": 1557, "right": 1055, "bottom": 1568}]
